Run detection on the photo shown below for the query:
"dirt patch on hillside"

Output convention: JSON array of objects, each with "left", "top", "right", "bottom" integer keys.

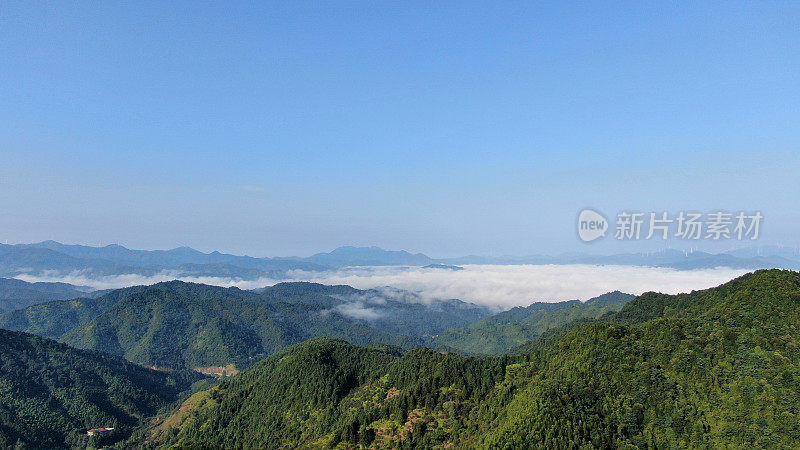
[{"left": 194, "top": 364, "right": 239, "bottom": 378}]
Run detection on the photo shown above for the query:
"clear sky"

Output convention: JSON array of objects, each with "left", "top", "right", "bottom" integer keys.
[{"left": 1, "top": 2, "right": 798, "bottom": 257}]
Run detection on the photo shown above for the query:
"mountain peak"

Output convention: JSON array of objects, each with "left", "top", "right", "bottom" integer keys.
[
  {"left": 614, "top": 268, "right": 800, "bottom": 325},
  {"left": 309, "top": 246, "right": 432, "bottom": 267}
]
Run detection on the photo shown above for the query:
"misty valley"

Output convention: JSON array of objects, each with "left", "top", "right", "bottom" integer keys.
[{"left": 1, "top": 243, "right": 800, "bottom": 448}]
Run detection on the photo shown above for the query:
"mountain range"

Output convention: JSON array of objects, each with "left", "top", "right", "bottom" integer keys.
[
  {"left": 1, "top": 276, "right": 633, "bottom": 368},
  {"left": 0, "top": 241, "right": 326, "bottom": 279},
  {"left": 431, "top": 290, "right": 635, "bottom": 354},
  {"left": 148, "top": 269, "right": 800, "bottom": 449},
  {"left": 0, "top": 277, "right": 97, "bottom": 313},
  {"left": 0, "top": 280, "right": 494, "bottom": 371},
  {"left": 3, "top": 241, "right": 800, "bottom": 283},
  {"left": 2, "top": 269, "right": 800, "bottom": 447}
]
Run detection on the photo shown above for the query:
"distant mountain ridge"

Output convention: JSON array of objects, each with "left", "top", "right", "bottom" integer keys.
[
  {"left": 2, "top": 241, "right": 326, "bottom": 277},
  {"left": 0, "top": 277, "right": 97, "bottom": 313},
  {"left": 442, "top": 248, "right": 800, "bottom": 270},
  {"left": 2, "top": 241, "right": 799, "bottom": 283},
  {"left": 307, "top": 246, "right": 433, "bottom": 267},
  {"left": 423, "top": 263, "right": 465, "bottom": 271}
]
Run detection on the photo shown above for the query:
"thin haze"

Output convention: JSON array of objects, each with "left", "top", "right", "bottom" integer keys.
[{"left": 1, "top": 3, "right": 798, "bottom": 256}]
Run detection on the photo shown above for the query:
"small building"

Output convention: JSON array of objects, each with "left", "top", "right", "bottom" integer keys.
[{"left": 87, "top": 427, "right": 115, "bottom": 437}]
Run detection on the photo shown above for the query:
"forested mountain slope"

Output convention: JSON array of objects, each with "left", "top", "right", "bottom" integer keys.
[
  {"left": 258, "top": 282, "right": 493, "bottom": 337},
  {"left": 0, "top": 329, "right": 201, "bottom": 449},
  {"left": 149, "top": 338, "right": 513, "bottom": 449},
  {"left": 0, "top": 284, "right": 158, "bottom": 340},
  {"left": 432, "top": 291, "right": 634, "bottom": 354},
  {"left": 61, "top": 282, "right": 426, "bottom": 370},
  {"left": 0, "top": 281, "right": 490, "bottom": 371},
  {"left": 0, "top": 277, "right": 94, "bottom": 314},
  {"left": 153, "top": 270, "right": 800, "bottom": 449}
]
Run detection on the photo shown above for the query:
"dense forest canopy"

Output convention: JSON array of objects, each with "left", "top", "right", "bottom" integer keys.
[
  {"left": 0, "top": 277, "right": 92, "bottom": 314},
  {"left": 2, "top": 270, "right": 799, "bottom": 449},
  {"left": 433, "top": 291, "right": 634, "bottom": 354},
  {"left": 151, "top": 270, "right": 800, "bottom": 449},
  {"left": 0, "top": 329, "right": 202, "bottom": 449},
  {"left": 0, "top": 281, "right": 491, "bottom": 371}
]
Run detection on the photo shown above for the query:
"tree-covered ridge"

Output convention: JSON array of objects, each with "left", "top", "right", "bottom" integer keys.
[
  {"left": 0, "top": 328, "right": 202, "bottom": 449},
  {"left": 477, "top": 269, "right": 800, "bottom": 448},
  {"left": 149, "top": 339, "right": 398, "bottom": 447},
  {"left": 258, "top": 282, "right": 493, "bottom": 337},
  {"left": 150, "top": 338, "right": 514, "bottom": 449},
  {"left": 0, "top": 284, "right": 159, "bottom": 340},
  {"left": 432, "top": 291, "right": 634, "bottom": 354},
  {"left": 58, "top": 282, "right": 425, "bottom": 370},
  {"left": 0, "top": 280, "right": 491, "bottom": 371},
  {"left": 153, "top": 270, "right": 800, "bottom": 449},
  {"left": 0, "top": 277, "right": 93, "bottom": 314}
]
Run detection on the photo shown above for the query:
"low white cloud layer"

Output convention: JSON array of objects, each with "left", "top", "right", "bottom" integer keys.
[
  {"left": 333, "top": 302, "right": 382, "bottom": 320},
  {"left": 14, "top": 270, "right": 265, "bottom": 291},
  {"left": 15, "top": 265, "right": 751, "bottom": 309},
  {"left": 280, "top": 265, "right": 750, "bottom": 308}
]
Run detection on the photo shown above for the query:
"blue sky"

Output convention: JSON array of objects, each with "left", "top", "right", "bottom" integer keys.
[{"left": 1, "top": 2, "right": 798, "bottom": 257}]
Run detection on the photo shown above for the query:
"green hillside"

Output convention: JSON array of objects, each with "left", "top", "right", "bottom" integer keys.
[
  {"left": 0, "top": 329, "right": 201, "bottom": 449},
  {"left": 257, "top": 282, "right": 492, "bottom": 337},
  {"left": 59, "top": 282, "right": 425, "bottom": 370},
  {"left": 148, "top": 338, "right": 399, "bottom": 447},
  {"left": 148, "top": 338, "right": 512, "bottom": 449},
  {"left": 152, "top": 270, "right": 800, "bottom": 449},
  {"left": 0, "top": 281, "right": 491, "bottom": 372},
  {"left": 432, "top": 291, "right": 634, "bottom": 354},
  {"left": 0, "top": 285, "right": 151, "bottom": 340}
]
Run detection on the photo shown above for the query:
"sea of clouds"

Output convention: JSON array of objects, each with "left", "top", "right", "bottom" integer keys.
[{"left": 15, "top": 264, "right": 750, "bottom": 309}]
